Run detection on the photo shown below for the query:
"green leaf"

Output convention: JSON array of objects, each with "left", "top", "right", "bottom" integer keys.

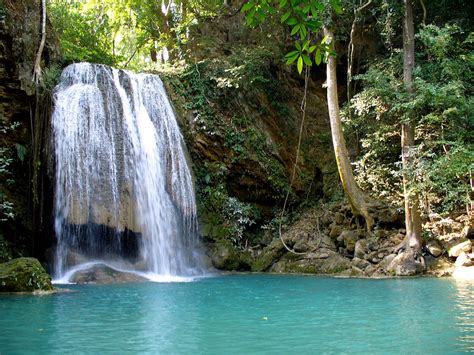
[
  {"left": 330, "top": 0, "right": 342, "bottom": 14},
  {"left": 315, "top": 47, "right": 322, "bottom": 65},
  {"left": 286, "top": 53, "right": 299, "bottom": 64},
  {"left": 291, "top": 24, "right": 300, "bottom": 36},
  {"left": 281, "top": 10, "right": 291, "bottom": 23},
  {"left": 287, "top": 17, "right": 298, "bottom": 25},
  {"left": 241, "top": 2, "right": 254, "bottom": 12},
  {"left": 302, "top": 54, "right": 312, "bottom": 66},
  {"left": 297, "top": 56, "right": 303, "bottom": 74},
  {"left": 279, "top": 0, "right": 288, "bottom": 9},
  {"left": 303, "top": 4, "right": 310, "bottom": 13},
  {"left": 299, "top": 24, "right": 307, "bottom": 38},
  {"left": 285, "top": 50, "right": 300, "bottom": 58},
  {"left": 321, "top": 35, "right": 329, "bottom": 44},
  {"left": 295, "top": 41, "right": 301, "bottom": 50},
  {"left": 309, "top": 45, "right": 317, "bottom": 53},
  {"left": 302, "top": 40, "right": 309, "bottom": 51}
]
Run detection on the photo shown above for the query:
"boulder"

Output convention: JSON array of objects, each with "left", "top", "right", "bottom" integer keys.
[
  {"left": 351, "top": 257, "right": 371, "bottom": 270},
  {"left": 71, "top": 264, "right": 148, "bottom": 284},
  {"left": 210, "top": 241, "right": 243, "bottom": 270},
  {"left": 0, "top": 258, "right": 53, "bottom": 292},
  {"left": 251, "top": 239, "right": 285, "bottom": 271},
  {"left": 317, "top": 253, "right": 351, "bottom": 274},
  {"left": 461, "top": 225, "right": 474, "bottom": 240},
  {"left": 354, "top": 239, "right": 367, "bottom": 259},
  {"left": 329, "top": 223, "right": 342, "bottom": 239},
  {"left": 334, "top": 212, "right": 345, "bottom": 225},
  {"left": 426, "top": 240, "right": 443, "bottom": 257},
  {"left": 388, "top": 251, "right": 425, "bottom": 276},
  {"left": 341, "top": 230, "right": 359, "bottom": 253},
  {"left": 455, "top": 252, "right": 474, "bottom": 267},
  {"left": 448, "top": 240, "right": 472, "bottom": 258},
  {"left": 379, "top": 254, "right": 397, "bottom": 271}
]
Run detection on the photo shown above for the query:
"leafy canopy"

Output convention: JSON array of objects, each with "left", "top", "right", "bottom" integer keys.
[{"left": 242, "top": 0, "right": 342, "bottom": 73}]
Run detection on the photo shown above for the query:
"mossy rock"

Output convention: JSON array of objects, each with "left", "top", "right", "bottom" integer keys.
[
  {"left": 0, "top": 257, "right": 53, "bottom": 292},
  {"left": 210, "top": 240, "right": 252, "bottom": 271},
  {"left": 251, "top": 239, "right": 285, "bottom": 272}
]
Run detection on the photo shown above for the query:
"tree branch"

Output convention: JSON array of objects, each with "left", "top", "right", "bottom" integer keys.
[{"left": 32, "top": 0, "right": 46, "bottom": 84}]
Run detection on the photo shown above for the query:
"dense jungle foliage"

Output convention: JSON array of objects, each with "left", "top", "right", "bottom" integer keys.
[{"left": 0, "top": 0, "right": 472, "bottom": 262}]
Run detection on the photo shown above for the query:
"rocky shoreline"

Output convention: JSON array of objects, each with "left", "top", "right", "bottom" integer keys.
[{"left": 209, "top": 204, "right": 474, "bottom": 279}]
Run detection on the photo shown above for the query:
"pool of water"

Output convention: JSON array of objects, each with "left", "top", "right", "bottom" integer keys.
[{"left": 1, "top": 275, "right": 473, "bottom": 353}]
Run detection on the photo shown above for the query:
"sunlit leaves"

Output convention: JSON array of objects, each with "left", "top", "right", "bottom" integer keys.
[{"left": 242, "top": 0, "right": 343, "bottom": 75}]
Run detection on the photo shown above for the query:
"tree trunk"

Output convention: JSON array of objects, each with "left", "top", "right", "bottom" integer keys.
[
  {"left": 324, "top": 27, "right": 374, "bottom": 231},
  {"left": 32, "top": 0, "right": 46, "bottom": 84},
  {"left": 401, "top": 0, "right": 423, "bottom": 252}
]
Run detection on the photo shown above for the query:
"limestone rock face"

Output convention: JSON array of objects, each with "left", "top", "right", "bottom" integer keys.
[
  {"left": 0, "top": 258, "right": 53, "bottom": 292},
  {"left": 448, "top": 240, "right": 472, "bottom": 258}
]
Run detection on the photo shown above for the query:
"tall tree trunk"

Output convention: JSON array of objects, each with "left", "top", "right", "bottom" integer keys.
[
  {"left": 32, "top": 0, "right": 46, "bottom": 84},
  {"left": 324, "top": 27, "right": 374, "bottom": 231},
  {"left": 401, "top": 0, "right": 423, "bottom": 252}
]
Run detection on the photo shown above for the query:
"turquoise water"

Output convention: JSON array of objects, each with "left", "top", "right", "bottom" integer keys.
[{"left": 0, "top": 275, "right": 473, "bottom": 354}]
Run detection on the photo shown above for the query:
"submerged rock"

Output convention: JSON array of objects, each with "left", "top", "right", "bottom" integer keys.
[
  {"left": 0, "top": 258, "right": 53, "bottom": 292},
  {"left": 70, "top": 265, "right": 147, "bottom": 284}
]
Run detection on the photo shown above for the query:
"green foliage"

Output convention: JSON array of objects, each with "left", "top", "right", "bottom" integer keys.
[
  {"left": 49, "top": 1, "right": 118, "bottom": 65},
  {"left": 196, "top": 162, "right": 261, "bottom": 247},
  {"left": 242, "top": 0, "right": 341, "bottom": 74},
  {"left": 347, "top": 24, "right": 474, "bottom": 214},
  {"left": 0, "top": 122, "right": 22, "bottom": 222}
]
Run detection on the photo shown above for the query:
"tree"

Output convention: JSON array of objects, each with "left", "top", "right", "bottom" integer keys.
[
  {"left": 324, "top": 27, "right": 373, "bottom": 231},
  {"left": 243, "top": 0, "right": 374, "bottom": 230},
  {"left": 400, "top": 0, "right": 423, "bottom": 253}
]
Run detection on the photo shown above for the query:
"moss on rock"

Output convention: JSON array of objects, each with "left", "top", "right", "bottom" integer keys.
[{"left": 0, "top": 257, "right": 53, "bottom": 292}]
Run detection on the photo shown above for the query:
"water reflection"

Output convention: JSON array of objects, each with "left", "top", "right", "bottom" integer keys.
[{"left": 453, "top": 279, "right": 474, "bottom": 352}]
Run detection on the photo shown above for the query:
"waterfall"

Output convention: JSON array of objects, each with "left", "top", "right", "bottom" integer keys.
[{"left": 51, "top": 63, "right": 206, "bottom": 282}]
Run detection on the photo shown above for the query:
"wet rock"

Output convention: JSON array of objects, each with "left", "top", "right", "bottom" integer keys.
[
  {"left": 388, "top": 251, "right": 425, "bottom": 276},
  {"left": 455, "top": 252, "right": 474, "bottom": 267},
  {"left": 0, "top": 258, "right": 53, "bottom": 292},
  {"left": 211, "top": 241, "right": 251, "bottom": 271},
  {"left": 426, "top": 240, "right": 443, "bottom": 257},
  {"left": 448, "top": 240, "right": 472, "bottom": 258},
  {"left": 71, "top": 265, "right": 147, "bottom": 284}
]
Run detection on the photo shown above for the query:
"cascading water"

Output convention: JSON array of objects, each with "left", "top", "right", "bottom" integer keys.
[{"left": 52, "top": 63, "right": 207, "bottom": 283}]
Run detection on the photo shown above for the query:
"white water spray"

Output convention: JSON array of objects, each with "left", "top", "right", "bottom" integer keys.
[{"left": 52, "top": 63, "right": 206, "bottom": 282}]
